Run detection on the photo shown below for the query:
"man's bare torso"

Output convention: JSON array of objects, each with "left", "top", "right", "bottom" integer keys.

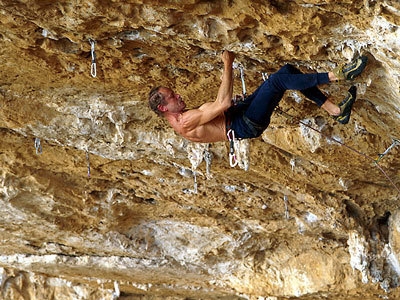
[{"left": 167, "top": 112, "right": 227, "bottom": 143}]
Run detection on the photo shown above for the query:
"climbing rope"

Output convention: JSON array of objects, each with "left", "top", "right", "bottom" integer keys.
[
  {"left": 259, "top": 67, "right": 399, "bottom": 194},
  {"left": 276, "top": 107, "right": 400, "bottom": 194},
  {"left": 230, "top": 64, "right": 398, "bottom": 194}
]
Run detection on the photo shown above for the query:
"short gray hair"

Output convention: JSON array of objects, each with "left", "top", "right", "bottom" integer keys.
[{"left": 148, "top": 86, "right": 165, "bottom": 116}]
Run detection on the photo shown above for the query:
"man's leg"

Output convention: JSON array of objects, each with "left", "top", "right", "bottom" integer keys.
[
  {"left": 243, "top": 68, "right": 331, "bottom": 126},
  {"left": 276, "top": 64, "right": 328, "bottom": 107},
  {"left": 276, "top": 64, "right": 340, "bottom": 116},
  {"left": 242, "top": 56, "right": 367, "bottom": 129}
]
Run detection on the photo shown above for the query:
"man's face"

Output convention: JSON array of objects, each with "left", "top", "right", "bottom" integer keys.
[{"left": 158, "top": 87, "right": 186, "bottom": 114}]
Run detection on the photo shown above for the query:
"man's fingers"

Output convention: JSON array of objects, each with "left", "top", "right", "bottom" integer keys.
[{"left": 221, "top": 50, "right": 235, "bottom": 62}]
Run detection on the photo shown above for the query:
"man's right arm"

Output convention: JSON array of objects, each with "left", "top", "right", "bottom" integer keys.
[
  {"left": 179, "top": 51, "right": 235, "bottom": 131},
  {"left": 216, "top": 51, "right": 235, "bottom": 109}
]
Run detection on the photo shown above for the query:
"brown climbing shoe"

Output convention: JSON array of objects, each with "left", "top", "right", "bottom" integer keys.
[
  {"left": 332, "top": 86, "right": 357, "bottom": 124},
  {"left": 333, "top": 56, "right": 368, "bottom": 81}
]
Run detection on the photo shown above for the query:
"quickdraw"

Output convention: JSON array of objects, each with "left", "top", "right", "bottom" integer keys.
[
  {"left": 227, "top": 129, "right": 238, "bottom": 167},
  {"left": 89, "top": 39, "right": 97, "bottom": 78},
  {"left": 283, "top": 195, "right": 289, "bottom": 219},
  {"left": 227, "top": 63, "right": 246, "bottom": 168},
  {"left": 34, "top": 138, "right": 42, "bottom": 155},
  {"left": 233, "top": 62, "right": 247, "bottom": 97},
  {"left": 375, "top": 138, "right": 400, "bottom": 163},
  {"left": 238, "top": 65, "right": 247, "bottom": 97},
  {"left": 86, "top": 150, "right": 91, "bottom": 177}
]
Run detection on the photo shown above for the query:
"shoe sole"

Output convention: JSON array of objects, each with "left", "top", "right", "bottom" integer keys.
[
  {"left": 335, "top": 86, "right": 357, "bottom": 124},
  {"left": 343, "top": 56, "right": 368, "bottom": 80}
]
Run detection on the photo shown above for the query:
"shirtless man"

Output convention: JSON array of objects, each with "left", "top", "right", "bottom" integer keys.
[{"left": 148, "top": 51, "right": 367, "bottom": 143}]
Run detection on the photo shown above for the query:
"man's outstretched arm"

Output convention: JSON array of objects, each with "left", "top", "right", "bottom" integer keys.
[
  {"left": 180, "top": 51, "right": 235, "bottom": 131},
  {"left": 215, "top": 50, "right": 235, "bottom": 109}
]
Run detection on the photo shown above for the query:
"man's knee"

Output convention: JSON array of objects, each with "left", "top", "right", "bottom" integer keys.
[{"left": 277, "top": 64, "right": 301, "bottom": 74}]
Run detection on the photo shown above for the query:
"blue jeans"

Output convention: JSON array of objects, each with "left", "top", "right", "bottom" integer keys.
[{"left": 227, "top": 64, "right": 330, "bottom": 139}]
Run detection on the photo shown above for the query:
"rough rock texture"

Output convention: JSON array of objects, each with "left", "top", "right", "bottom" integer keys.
[{"left": 0, "top": 0, "right": 399, "bottom": 299}]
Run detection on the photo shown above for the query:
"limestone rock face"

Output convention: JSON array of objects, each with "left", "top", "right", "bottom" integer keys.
[{"left": 0, "top": 0, "right": 399, "bottom": 299}]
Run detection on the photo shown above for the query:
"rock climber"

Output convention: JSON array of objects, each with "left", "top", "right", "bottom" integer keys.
[{"left": 148, "top": 51, "right": 367, "bottom": 143}]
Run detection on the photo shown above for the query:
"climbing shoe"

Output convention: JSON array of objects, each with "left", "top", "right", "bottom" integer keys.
[
  {"left": 333, "top": 56, "right": 368, "bottom": 81},
  {"left": 332, "top": 85, "right": 357, "bottom": 124}
]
